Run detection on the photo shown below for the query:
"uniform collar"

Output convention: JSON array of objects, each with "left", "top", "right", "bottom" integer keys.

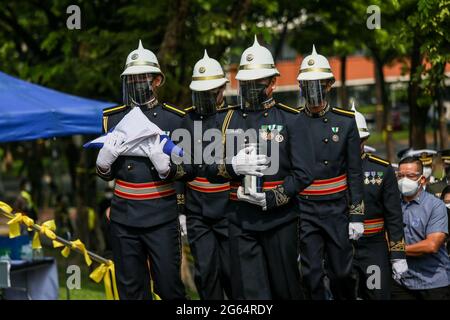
[
  {"left": 216, "top": 100, "right": 227, "bottom": 111},
  {"left": 262, "top": 98, "right": 276, "bottom": 110},
  {"left": 361, "top": 152, "right": 368, "bottom": 160},
  {"left": 304, "top": 103, "right": 330, "bottom": 118},
  {"left": 241, "top": 98, "right": 275, "bottom": 112},
  {"left": 133, "top": 97, "right": 159, "bottom": 110}
]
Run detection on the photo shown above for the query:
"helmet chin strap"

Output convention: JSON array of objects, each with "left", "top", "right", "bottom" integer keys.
[
  {"left": 131, "top": 96, "right": 158, "bottom": 108},
  {"left": 305, "top": 101, "right": 330, "bottom": 117}
]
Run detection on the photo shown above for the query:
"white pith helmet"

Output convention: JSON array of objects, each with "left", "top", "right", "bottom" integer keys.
[
  {"left": 351, "top": 100, "right": 370, "bottom": 139},
  {"left": 121, "top": 40, "right": 165, "bottom": 85},
  {"left": 297, "top": 45, "right": 334, "bottom": 81},
  {"left": 235, "top": 35, "right": 280, "bottom": 81},
  {"left": 190, "top": 50, "right": 229, "bottom": 92}
]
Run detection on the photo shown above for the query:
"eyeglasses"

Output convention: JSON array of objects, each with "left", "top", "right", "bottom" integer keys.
[{"left": 396, "top": 172, "right": 422, "bottom": 179}]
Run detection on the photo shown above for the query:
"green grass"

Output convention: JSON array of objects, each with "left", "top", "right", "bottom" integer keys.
[
  {"left": 48, "top": 244, "right": 200, "bottom": 300},
  {"left": 44, "top": 247, "right": 107, "bottom": 300},
  {"left": 357, "top": 104, "right": 378, "bottom": 114},
  {"left": 59, "top": 281, "right": 105, "bottom": 300},
  {"left": 367, "top": 129, "right": 410, "bottom": 145}
]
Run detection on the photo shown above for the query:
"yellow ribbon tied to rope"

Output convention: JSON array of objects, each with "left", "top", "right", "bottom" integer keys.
[
  {"left": 0, "top": 201, "right": 13, "bottom": 214},
  {"left": 90, "top": 260, "right": 119, "bottom": 300},
  {"left": 61, "top": 239, "right": 92, "bottom": 266},
  {"left": 33, "top": 220, "right": 64, "bottom": 250},
  {"left": 7, "top": 213, "right": 35, "bottom": 239}
]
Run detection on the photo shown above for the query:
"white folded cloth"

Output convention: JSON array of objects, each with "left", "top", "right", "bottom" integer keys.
[{"left": 85, "top": 107, "right": 163, "bottom": 157}]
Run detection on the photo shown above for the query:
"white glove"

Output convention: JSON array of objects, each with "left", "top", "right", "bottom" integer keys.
[
  {"left": 231, "top": 145, "right": 269, "bottom": 177},
  {"left": 348, "top": 222, "right": 364, "bottom": 240},
  {"left": 141, "top": 137, "right": 170, "bottom": 178},
  {"left": 237, "top": 186, "right": 267, "bottom": 210},
  {"left": 179, "top": 214, "right": 187, "bottom": 237},
  {"left": 96, "top": 132, "right": 127, "bottom": 171},
  {"left": 391, "top": 259, "right": 408, "bottom": 280}
]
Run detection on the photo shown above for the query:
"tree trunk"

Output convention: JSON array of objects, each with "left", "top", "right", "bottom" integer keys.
[
  {"left": 273, "top": 17, "right": 290, "bottom": 61},
  {"left": 373, "top": 55, "right": 384, "bottom": 133},
  {"left": 373, "top": 53, "right": 394, "bottom": 161},
  {"left": 339, "top": 55, "right": 348, "bottom": 108},
  {"left": 437, "top": 87, "right": 448, "bottom": 150},
  {"left": 157, "top": 0, "right": 190, "bottom": 65},
  {"left": 74, "top": 137, "right": 97, "bottom": 246},
  {"left": 408, "top": 36, "right": 427, "bottom": 149}
]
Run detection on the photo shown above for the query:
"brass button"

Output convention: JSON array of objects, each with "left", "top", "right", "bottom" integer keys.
[
  {"left": 324, "top": 160, "right": 329, "bottom": 165},
  {"left": 264, "top": 112, "right": 268, "bottom": 117},
  {"left": 153, "top": 112, "right": 157, "bottom": 117},
  {"left": 323, "top": 138, "right": 329, "bottom": 143},
  {"left": 200, "top": 115, "right": 204, "bottom": 120},
  {"left": 127, "top": 164, "right": 133, "bottom": 170},
  {"left": 323, "top": 118, "right": 328, "bottom": 123},
  {"left": 198, "top": 164, "right": 203, "bottom": 168},
  {"left": 243, "top": 113, "right": 247, "bottom": 118}
]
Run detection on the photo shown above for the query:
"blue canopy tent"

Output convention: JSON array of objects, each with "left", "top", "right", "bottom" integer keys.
[{"left": 0, "top": 71, "right": 116, "bottom": 142}]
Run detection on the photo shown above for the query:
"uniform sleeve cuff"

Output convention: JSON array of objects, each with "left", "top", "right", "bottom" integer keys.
[{"left": 390, "top": 250, "right": 406, "bottom": 260}]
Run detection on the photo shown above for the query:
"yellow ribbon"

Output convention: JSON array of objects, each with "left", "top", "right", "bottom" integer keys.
[
  {"left": 89, "top": 261, "right": 119, "bottom": 300},
  {"left": 62, "top": 239, "right": 92, "bottom": 266},
  {"left": 32, "top": 220, "right": 63, "bottom": 249},
  {"left": 0, "top": 201, "right": 13, "bottom": 214},
  {"left": 151, "top": 280, "right": 162, "bottom": 300},
  {"left": 7, "top": 213, "right": 35, "bottom": 238}
]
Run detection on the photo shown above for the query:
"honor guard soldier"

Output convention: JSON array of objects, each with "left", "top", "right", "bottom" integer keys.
[
  {"left": 178, "top": 51, "right": 234, "bottom": 299},
  {"left": 296, "top": 45, "right": 365, "bottom": 300},
  {"left": 96, "top": 40, "right": 186, "bottom": 300},
  {"left": 352, "top": 104, "right": 407, "bottom": 299},
  {"left": 428, "top": 149, "right": 450, "bottom": 198},
  {"left": 206, "top": 36, "right": 315, "bottom": 299}
]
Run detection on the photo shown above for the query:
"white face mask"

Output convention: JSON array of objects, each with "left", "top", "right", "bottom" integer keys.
[
  {"left": 446, "top": 203, "right": 450, "bottom": 210},
  {"left": 397, "top": 176, "right": 422, "bottom": 197}
]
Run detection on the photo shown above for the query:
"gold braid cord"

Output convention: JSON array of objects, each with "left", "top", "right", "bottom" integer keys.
[
  {"left": 174, "top": 164, "right": 186, "bottom": 180},
  {"left": 349, "top": 201, "right": 364, "bottom": 215},
  {"left": 177, "top": 194, "right": 185, "bottom": 205},
  {"left": 272, "top": 185, "right": 290, "bottom": 207},
  {"left": 390, "top": 239, "right": 406, "bottom": 252},
  {"left": 217, "top": 164, "right": 231, "bottom": 179}
]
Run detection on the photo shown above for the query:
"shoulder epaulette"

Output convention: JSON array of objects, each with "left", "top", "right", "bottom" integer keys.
[
  {"left": 368, "top": 154, "right": 390, "bottom": 167},
  {"left": 184, "top": 106, "right": 194, "bottom": 113},
  {"left": 217, "top": 104, "right": 239, "bottom": 112},
  {"left": 103, "top": 105, "right": 127, "bottom": 116},
  {"left": 277, "top": 103, "right": 300, "bottom": 114},
  {"left": 163, "top": 103, "right": 186, "bottom": 116},
  {"left": 332, "top": 107, "right": 355, "bottom": 118}
]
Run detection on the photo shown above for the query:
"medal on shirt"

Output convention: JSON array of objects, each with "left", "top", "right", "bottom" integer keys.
[
  {"left": 260, "top": 130, "right": 270, "bottom": 141},
  {"left": 331, "top": 127, "right": 339, "bottom": 142},
  {"left": 364, "top": 172, "right": 371, "bottom": 185},
  {"left": 375, "top": 171, "right": 383, "bottom": 185},
  {"left": 260, "top": 124, "right": 283, "bottom": 142},
  {"left": 370, "top": 171, "right": 376, "bottom": 184},
  {"left": 275, "top": 134, "right": 284, "bottom": 142}
]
